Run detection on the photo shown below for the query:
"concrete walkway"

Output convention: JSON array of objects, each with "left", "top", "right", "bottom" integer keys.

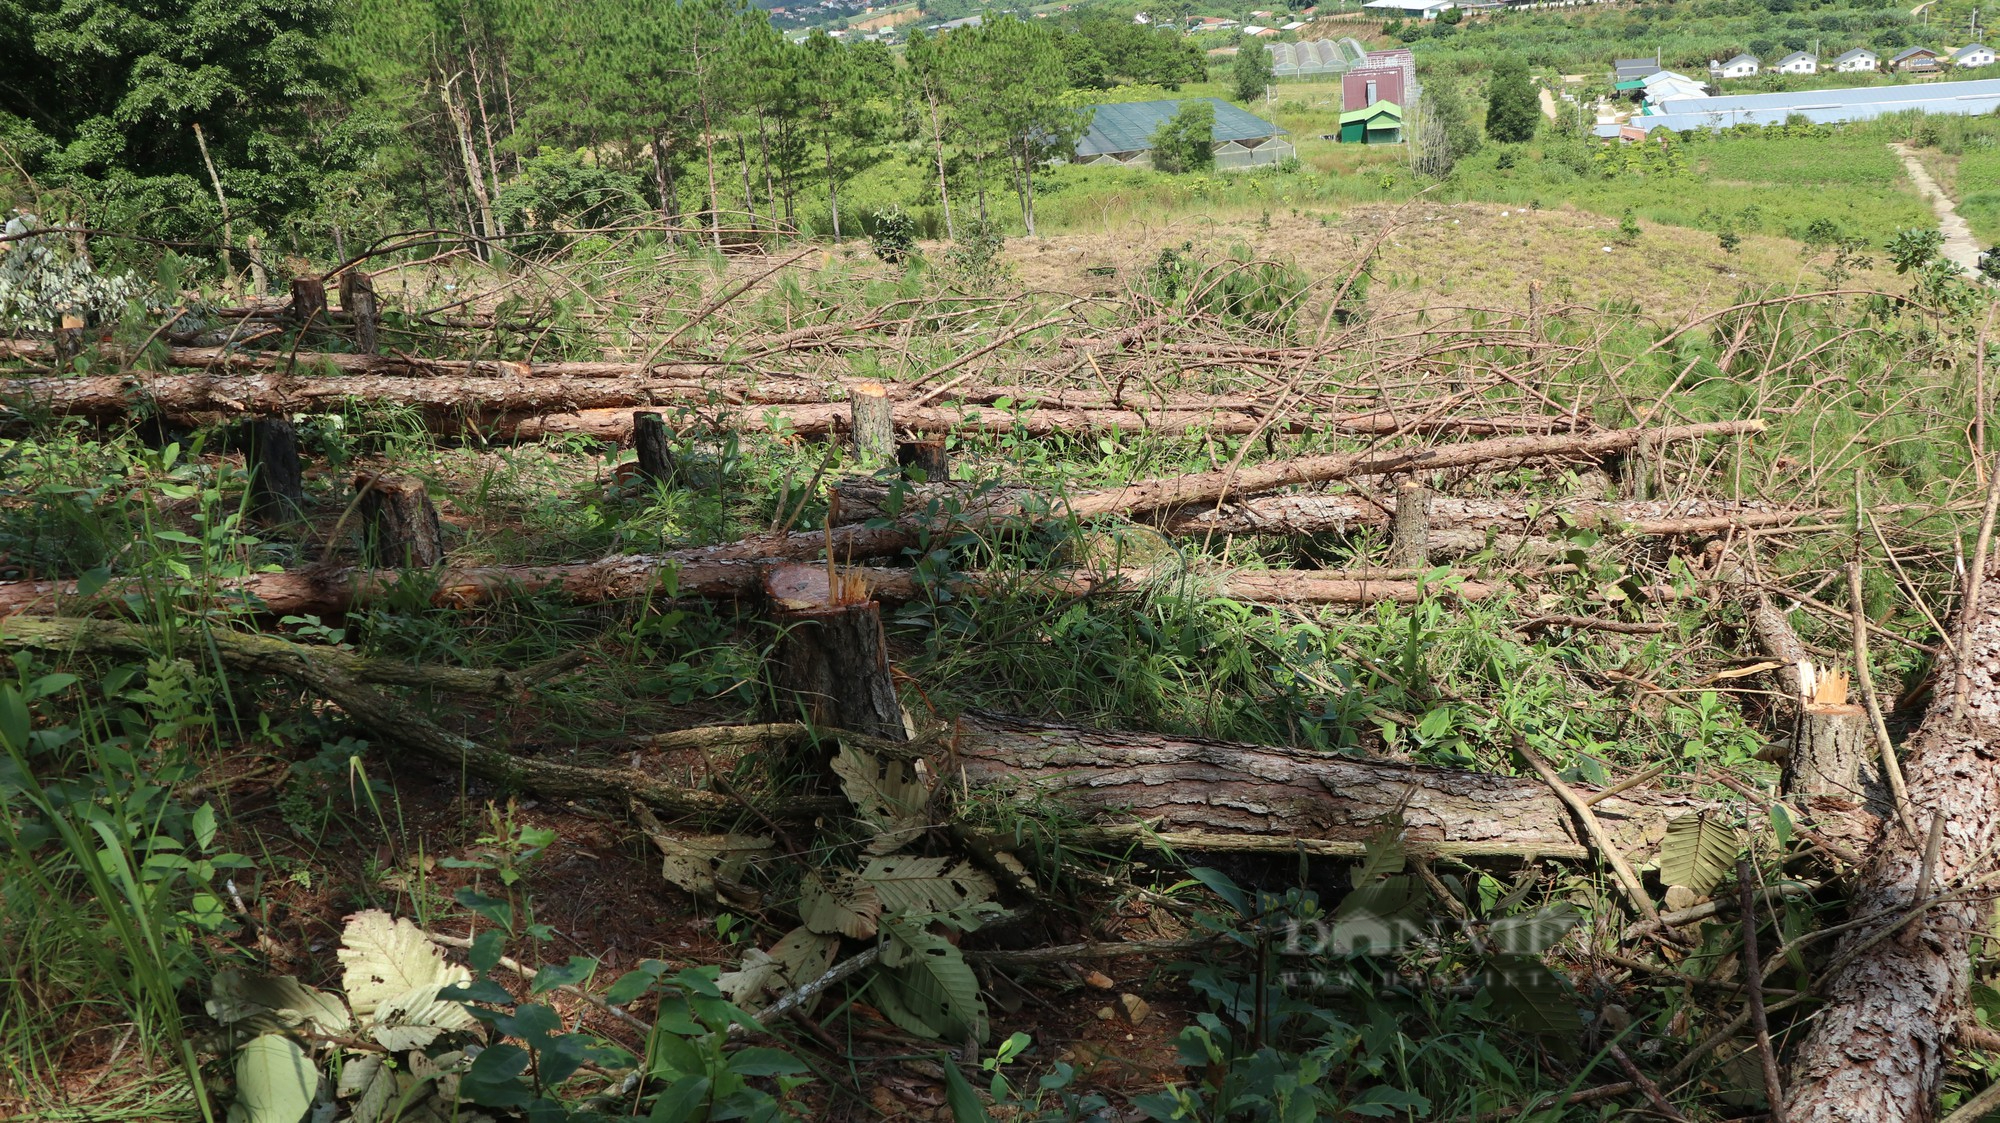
[{"left": 1893, "top": 142, "right": 1987, "bottom": 279}]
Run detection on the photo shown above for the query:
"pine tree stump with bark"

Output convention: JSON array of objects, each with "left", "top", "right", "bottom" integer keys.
[
  {"left": 355, "top": 472, "right": 444, "bottom": 567},
  {"left": 897, "top": 439, "right": 949, "bottom": 482},
  {"left": 289, "top": 277, "right": 327, "bottom": 327},
  {"left": 1783, "top": 702, "right": 1872, "bottom": 804},
  {"left": 633, "top": 411, "right": 675, "bottom": 483},
  {"left": 1388, "top": 478, "right": 1431, "bottom": 567},
  {"left": 765, "top": 564, "right": 906, "bottom": 740},
  {"left": 340, "top": 270, "right": 379, "bottom": 353},
  {"left": 849, "top": 382, "right": 895, "bottom": 465},
  {"left": 247, "top": 418, "right": 305, "bottom": 521}
]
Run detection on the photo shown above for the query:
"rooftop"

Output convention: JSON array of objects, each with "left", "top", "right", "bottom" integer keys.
[
  {"left": 1639, "top": 75, "right": 2000, "bottom": 131},
  {"left": 1340, "top": 99, "right": 1404, "bottom": 123},
  {"left": 1073, "top": 98, "right": 1289, "bottom": 157}
]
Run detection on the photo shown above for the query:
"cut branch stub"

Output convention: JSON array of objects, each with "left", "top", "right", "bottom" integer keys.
[
  {"left": 766, "top": 564, "right": 907, "bottom": 741},
  {"left": 355, "top": 472, "right": 444, "bottom": 568},
  {"left": 850, "top": 382, "right": 895, "bottom": 465}
]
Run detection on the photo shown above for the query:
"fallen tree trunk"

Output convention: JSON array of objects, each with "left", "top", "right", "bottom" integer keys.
[
  {"left": 0, "top": 340, "right": 754, "bottom": 383},
  {"left": 502, "top": 405, "right": 1571, "bottom": 443},
  {"left": 1063, "top": 419, "right": 1765, "bottom": 519},
  {"left": 0, "top": 617, "right": 1878, "bottom": 860},
  {"left": 951, "top": 713, "right": 1876, "bottom": 860},
  {"left": 1781, "top": 554, "right": 2000, "bottom": 1120},
  {"left": 833, "top": 480, "right": 1820, "bottom": 541},
  {"left": 0, "top": 556, "right": 1508, "bottom": 620},
  {"left": 0, "top": 366, "right": 1570, "bottom": 442}
]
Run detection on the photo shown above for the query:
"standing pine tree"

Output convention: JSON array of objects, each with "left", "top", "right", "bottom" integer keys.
[
  {"left": 1232, "top": 36, "right": 1273, "bottom": 104},
  {"left": 1484, "top": 55, "right": 1540, "bottom": 144}
]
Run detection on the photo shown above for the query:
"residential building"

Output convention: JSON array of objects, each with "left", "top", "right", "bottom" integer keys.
[
  {"left": 1954, "top": 44, "right": 1997, "bottom": 68},
  {"left": 1890, "top": 46, "right": 1943, "bottom": 72},
  {"left": 1832, "top": 47, "right": 1879, "bottom": 72},
  {"left": 1342, "top": 64, "right": 1408, "bottom": 111},
  {"left": 1338, "top": 100, "right": 1404, "bottom": 143},
  {"left": 1613, "top": 56, "right": 1661, "bottom": 84},
  {"left": 1710, "top": 53, "right": 1760, "bottom": 79},
  {"left": 1361, "top": 0, "right": 1455, "bottom": 20},
  {"left": 1621, "top": 75, "right": 2000, "bottom": 133},
  {"left": 1242, "top": 24, "right": 1280, "bottom": 36},
  {"left": 1774, "top": 50, "right": 1817, "bottom": 74},
  {"left": 1072, "top": 98, "right": 1295, "bottom": 169},
  {"left": 1642, "top": 70, "right": 1710, "bottom": 102}
]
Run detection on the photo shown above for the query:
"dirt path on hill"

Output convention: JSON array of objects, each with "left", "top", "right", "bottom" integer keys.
[
  {"left": 1893, "top": 142, "right": 1987, "bottom": 279},
  {"left": 1539, "top": 86, "right": 1559, "bottom": 120}
]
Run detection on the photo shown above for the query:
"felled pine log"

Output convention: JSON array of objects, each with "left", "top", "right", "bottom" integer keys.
[
  {"left": 0, "top": 617, "right": 1877, "bottom": 864},
  {"left": 950, "top": 712, "right": 1880, "bottom": 860},
  {"left": 1782, "top": 548, "right": 2000, "bottom": 1120},
  {"left": 833, "top": 479, "right": 1820, "bottom": 543},
  {"left": 0, "top": 555, "right": 1509, "bottom": 621}
]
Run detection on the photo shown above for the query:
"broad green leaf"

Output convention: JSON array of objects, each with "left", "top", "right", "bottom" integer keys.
[
  {"left": 716, "top": 927, "right": 837, "bottom": 1011},
  {"left": 1348, "top": 829, "right": 1406, "bottom": 889},
  {"left": 800, "top": 870, "right": 882, "bottom": 939},
  {"left": 234, "top": 1034, "right": 317, "bottom": 1123},
  {"left": 1484, "top": 906, "right": 1584, "bottom": 957},
  {"left": 857, "top": 855, "right": 995, "bottom": 917},
  {"left": 367, "top": 983, "right": 474, "bottom": 1050},
  {"left": 337, "top": 911, "right": 468, "bottom": 1020},
  {"left": 208, "top": 969, "right": 352, "bottom": 1036},
  {"left": 336, "top": 1054, "right": 396, "bottom": 1123},
  {"left": 1347, "top": 1085, "right": 1432, "bottom": 1118},
  {"left": 940, "top": 1053, "right": 993, "bottom": 1123},
  {"left": 1660, "top": 811, "right": 1742, "bottom": 895},
  {"left": 653, "top": 833, "right": 775, "bottom": 900},
  {"left": 879, "top": 918, "right": 987, "bottom": 1043},
  {"left": 727, "top": 1047, "right": 811, "bottom": 1077},
  {"left": 832, "top": 743, "right": 932, "bottom": 838}
]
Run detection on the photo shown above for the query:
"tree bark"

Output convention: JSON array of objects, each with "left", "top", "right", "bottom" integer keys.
[
  {"left": 1782, "top": 554, "right": 2000, "bottom": 1121},
  {"left": 288, "top": 277, "right": 327, "bottom": 328},
  {"left": 1784, "top": 703, "right": 1873, "bottom": 803},
  {"left": 1066, "top": 420, "right": 1765, "bottom": 520},
  {"left": 1388, "top": 478, "right": 1430, "bottom": 568},
  {"left": 633, "top": 411, "right": 676, "bottom": 483},
  {"left": 765, "top": 564, "right": 906, "bottom": 740},
  {"left": 246, "top": 418, "right": 305, "bottom": 522},
  {"left": 950, "top": 713, "right": 1871, "bottom": 859},
  {"left": 897, "top": 439, "right": 949, "bottom": 482},
  {"left": 337, "top": 271, "right": 380, "bottom": 352},
  {"left": 355, "top": 472, "right": 445, "bottom": 568},
  {"left": 848, "top": 382, "right": 895, "bottom": 464},
  {"left": 1158, "top": 494, "right": 1825, "bottom": 539}
]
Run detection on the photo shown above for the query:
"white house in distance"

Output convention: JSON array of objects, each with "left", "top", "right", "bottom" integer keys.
[
  {"left": 1362, "top": 0, "right": 1455, "bottom": 20},
  {"left": 1774, "top": 50, "right": 1817, "bottom": 74},
  {"left": 1832, "top": 47, "right": 1879, "bottom": 71},
  {"left": 1955, "top": 44, "right": 1997, "bottom": 68},
  {"left": 1711, "top": 53, "right": 1760, "bottom": 79},
  {"left": 1643, "top": 70, "right": 1711, "bottom": 102}
]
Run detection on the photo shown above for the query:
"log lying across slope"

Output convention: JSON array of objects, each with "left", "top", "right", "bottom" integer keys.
[
  {"left": 953, "top": 713, "right": 1877, "bottom": 859},
  {"left": 1783, "top": 556, "right": 2000, "bottom": 1120},
  {"left": 0, "top": 366, "right": 1572, "bottom": 440},
  {"left": 0, "top": 616, "right": 1875, "bottom": 861}
]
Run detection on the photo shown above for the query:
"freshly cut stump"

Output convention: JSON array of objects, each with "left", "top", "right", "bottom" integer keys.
[
  {"left": 849, "top": 382, "right": 895, "bottom": 464},
  {"left": 355, "top": 472, "right": 444, "bottom": 568},
  {"left": 766, "top": 563, "right": 906, "bottom": 740},
  {"left": 898, "top": 438, "right": 949, "bottom": 482}
]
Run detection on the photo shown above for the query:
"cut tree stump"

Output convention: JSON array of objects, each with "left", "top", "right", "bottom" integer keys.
[
  {"left": 355, "top": 473, "right": 444, "bottom": 567},
  {"left": 1783, "top": 551, "right": 2000, "bottom": 1120},
  {"left": 765, "top": 564, "right": 907, "bottom": 740},
  {"left": 1783, "top": 702, "right": 1871, "bottom": 803},
  {"left": 246, "top": 418, "right": 305, "bottom": 521},
  {"left": 1388, "top": 478, "right": 1431, "bottom": 567},
  {"left": 52, "top": 310, "right": 87, "bottom": 368},
  {"left": 633, "top": 411, "right": 675, "bottom": 483},
  {"left": 897, "top": 439, "right": 949, "bottom": 482},
  {"left": 288, "top": 277, "right": 327, "bottom": 327},
  {"left": 340, "top": 270, "right": 378, "bottom": 353},
  {"left": 849, "top": 382, "right": 895, "bottom": 464}
]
